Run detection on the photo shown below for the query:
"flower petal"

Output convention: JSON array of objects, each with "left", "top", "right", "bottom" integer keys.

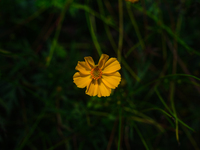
[
  {"left": 86, "top": 80, "right": 99, "bottom": 96},
  {"left": 73, "top": 72, "right": 92, "bottom": 88},
  {"left": 84, "top": 56, "right": 95, "bottom": 69},
  {"left": 103, "top": 58, "right": 121, "bottom": 74},
  {"left": 86, "top": 79, "right": 111, "bottom": 97},
  {"left": 98, "top": 54, "right": 109, "bottom": 69},
  {"left": 75, "top": 61, "right": 91, "bottom": 75},
  {"left": 97, "top": 79, "right": 111, "bottom": 97},
  {"left": 93, "top": 80, "right": 100, "bottom": 96},
  {"left": 101, "top": 72, "right": 121, "bottom": 89}
]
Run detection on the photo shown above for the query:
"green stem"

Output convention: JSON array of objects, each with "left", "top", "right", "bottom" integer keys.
[
  {"left": 118, "top": 109, "right": 122, "bottom": 150},
  {"left": 89, "top": 15, "right": 102, "bottom": 56},
  {"left": 85, "top": 0, "right": 102, "bottom": 56},
  {"left": 134, "top": 124, "right": 149, "bottom": 150},
  {"left": 126, "top": 3, "right": 145, "bottom": 50},
  {"left": 97, "top": 0, "right": 118, "bottom": 52},
  {"left": 17, "top": 112, "right": 45, "bottom": 150},
  {"left": 46, "top": 0, "right": 73, "bottom": 66},
  {"left": 121, "top": 57, "right": 140, "bottom": 82},
  {"left": 170, "top": 83, "right": 179, "bottom": 143},
  {"left": 118, "top": 0, "right": 123, "bottom": 63},
  {"left": 133, "top": 5, "right": 200, "bottom": 56}
]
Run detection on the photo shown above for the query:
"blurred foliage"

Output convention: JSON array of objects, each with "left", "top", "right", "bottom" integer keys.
[{"left": 1, "top": 0, "right": 200, "bottom": 150}]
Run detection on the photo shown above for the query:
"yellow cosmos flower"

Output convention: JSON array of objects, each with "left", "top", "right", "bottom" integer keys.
[{"left": 73, "top": 54, "right": 121, "bottom": 97}]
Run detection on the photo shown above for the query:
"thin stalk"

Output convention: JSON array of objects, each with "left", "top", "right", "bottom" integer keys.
[
  {"left": 126, "top": 3, "right": 145, "bottom": 50},
  {"left": 169, "top": 8, "right": 183, "bottom": 144},
  {"left": 17, "top": 112, "right": 45, "bottom": 150},
  {"left": 118, "top": 109, "right": 122, "bottom": 150},
  {"left": 170, "top": 83, "right": 179, "bottom": 143},
  {"left": 125, "top": 33, "right": 152, "bottom": 58},
  {"left": 71, "top": 3, "right": 116, "bottom": 28},
  {"left": 107, "top": 119, "right": 118, "bottom": 150},
  {"left": 97, "top": 0, "right": 118, "bottom": 51},
  {"left": 133, "top": 5, "right": 200, "bottom": 56},
  {"left": 157, "top": 0, "right": 167, "bottom": 60},
  {"left": 118, "top": 0, "right": 123, "bottom": 63},
  {"left": 134, "top": 124, "right": 149, "bottom": 150},
  {"left": 182, "top": 126, "right": 200, "bottom": 150},
  {"left": 155, "top": 88, "right": 195, "bottom": 132},
  {"left": 46, "top": 0, "right": 73, "bottom": 66},
  {"left": 98, "top": 0, "right": 141, "bottom": 83},
  {"left": 122, "top": 57, "right": 140, "bottom": 82},
  {"left": 85, "top": 0, "right": 102, "bottom": 56},
  {"left": 88, "top": 15, "right": 102, "bottom": 56}
]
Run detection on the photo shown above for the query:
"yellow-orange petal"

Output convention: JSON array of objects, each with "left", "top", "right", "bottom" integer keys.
[
  {"left": 97, "top": 79, "right": 111, "bottom": 97},
  {"left": 98, "top": 54, "right": 109, "bottom": 69},
  {"left": 75, "top": 61, "right": 91, "bottom": 75},
  {"left": 73, "top": 72, "right": 92, "bottom": 88},
  {"left": 86, "top": 80, "right": 98, "bottom": 96},
  {"left": 84, "top": 56, "right": 95, "bottom": 69},
  {"left": 93, "top": 80, "right": 99, "bottom": 96},
  {"left": 103, "top": 58, "right": 121, "bottom": 74},
  {"left": 101, "top": 72, "right": 121, "bottom": 89},
  {"left": 86, "top": 79, "right": 111, "bottom": 97}
]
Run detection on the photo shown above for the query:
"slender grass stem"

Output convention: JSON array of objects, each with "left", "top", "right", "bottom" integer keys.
[
  {"left": 169, "top": 10, "right": 183, "bottom": 144},
  {"left": 182, "top": 126, "right": 200, "bottom": 150},
  {"left": 133, "top": 5, "right": 200, "bottom": 56},
  {"left": 17, "top": 112, "right": 45, "bottom": 150},
  {"left": 121, "top": 57, "right": 140, "bottom": 82},
  {"left": 118, "top": 0, "right": 123, "bottom": 63},
  {"left": 118, "top": 108, "right": 122, "bottom": 150},
  {"left": 134, "top": 124, "right": 149, "bottom": 150},
  {"left": 98, "top": 0, "right": 141, "bottom": 83},
  {"left": 170, "top": 83, "right": 179, "bottom": 143},
  {"left": 85, "top": 0, "right": 102, "bottom": 56},
  {"left": 46, "top": 0, "right": 73, "bottom": 66},
  {"left": 97, "top": 0, "right": 118, "bottom": 52},
  {"left": 89, "top": 15, "right": 102, "bottom": 56},
  {"left": 155, "top": 88, "right": 195, "bottom": 132},
  {"left": 126, "top": 3, "right": 145, "bottom": 50},
  {"left": 157, "top": 0, "right": 167, "bottom": 60}
]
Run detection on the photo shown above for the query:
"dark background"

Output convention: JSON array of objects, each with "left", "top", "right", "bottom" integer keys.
[{"left": 0, "top": 0, "right": 200, "bottom": 149}]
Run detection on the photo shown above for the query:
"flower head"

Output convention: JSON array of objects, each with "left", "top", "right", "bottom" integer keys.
[{"left": 73, "top": 54, "right": 121, "bottom": 97}]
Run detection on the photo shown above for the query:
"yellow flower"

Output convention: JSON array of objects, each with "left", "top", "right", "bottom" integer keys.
[{"left": 73, "top": 54, "right": 121, "bottom": 97}]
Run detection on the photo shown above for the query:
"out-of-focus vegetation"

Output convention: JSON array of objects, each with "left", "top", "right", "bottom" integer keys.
[{"left": 1, "top": 0, "right": 200, "bottom": 149}]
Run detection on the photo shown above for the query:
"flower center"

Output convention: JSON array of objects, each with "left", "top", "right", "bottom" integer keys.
[{"left": 90, "top": 66, "right": 102, "bottom": 80}]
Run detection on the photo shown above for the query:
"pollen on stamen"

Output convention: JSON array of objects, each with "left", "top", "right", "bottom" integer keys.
[{"left": 90, "top": 66, "right": 102, "bottom": 80}]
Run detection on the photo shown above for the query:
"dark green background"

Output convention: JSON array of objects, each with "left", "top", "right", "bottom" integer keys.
[{"left": 0, "top": 0, "right": 200, "bottom": 149}]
